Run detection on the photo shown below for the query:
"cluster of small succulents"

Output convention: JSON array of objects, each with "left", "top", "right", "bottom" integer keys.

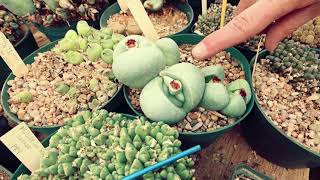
[
  {"left": 55, "top": 20, "right": 125, "bottom": 65},
  {"left": 0, "top": 6, "right": 25, "bottom": 44},
  {"left": 266, "top": 39, "right": 320, "bottom": 93},
  {"left": 18, "top": 110, "right": 195, "bottom": 180},
  {"left": 194, "top": 3, "right": 235, "bottom": 36},
  {"left": 290, "top": 17, "right": 320, "bottom": 48},
  {"left": 194, "top": 3, "right": 264, "bottom": 51},
  {"left": 113, "top": 35, "right": 251, "bottom": 124},
  {"left": 0, "top": 0, "right": 108, "bottom": 27}
]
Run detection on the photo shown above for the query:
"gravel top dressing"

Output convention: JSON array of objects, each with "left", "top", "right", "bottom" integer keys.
[
  {"left": 106, "top": 5, "right": 188, "bottom": 37},
  {"left": 129, "top": 44, "right": 246, "bottom": 133}
]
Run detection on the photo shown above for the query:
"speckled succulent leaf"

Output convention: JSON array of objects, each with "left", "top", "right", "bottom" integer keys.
[
  {"left": 200, "top": 83, "right": 229, "bottom": 111},
  {"left": 220, "top": 93, "right": 246, "bottom": 118},
  {"left": 155, "top": 38, "right": 180, "bottom": 66},
  {"left": 143, "top": 0, "right": 164, "bottom": 12},
  {"left": 0, "top": 0, "right": 36, "bottom": 16},
  {"left": 201, "top": 65, "right": 225, "bottom": 82},
  {"left": 160, "top": 63, "right": 205, "bottom": 112},
  {"left": 140, "top": 77, "right": 187, "bottom": 124},
  {"left": 227, "top": 79, "right": 251, "bottom": 104},
  {"left": 112, "top": 35, "right": 166, "bottom": 89},
  {"left": 65, "top": 51, "right": 84, "bottom": 65}
]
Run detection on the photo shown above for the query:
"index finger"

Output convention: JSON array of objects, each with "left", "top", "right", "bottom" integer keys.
[{"left": 192, "top": 0, "right": 316, "bottom": 60}]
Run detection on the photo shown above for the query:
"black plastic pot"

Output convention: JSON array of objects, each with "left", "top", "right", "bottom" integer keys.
[
  {"left": 241, "top": 50, "right": 320, "bottom": 168},
  {"left": 34, "top": 20, "right": 100, "bottom": 41},
  {"left": 0, "top": 29, "right": 38, "bottom": 88},
  {"left": 230, "top": 163, "right": 273, "bottom": 180}
]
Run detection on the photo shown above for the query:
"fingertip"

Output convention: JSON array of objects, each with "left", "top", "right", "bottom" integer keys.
[{"left": 192, "top": 42, "right": 208, "bottom": 60}]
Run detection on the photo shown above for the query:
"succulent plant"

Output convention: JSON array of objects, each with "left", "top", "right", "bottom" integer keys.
[
  {"left": 112, "top": 35, "right": 180, "bottom": 89},
  {"left": 194, "top": 3, "right": 265, "bottom": 51},
  {"left": 54, "top": 20, "right": 122, "bottom": 64},
  {"left": 18, "top": 110, "right": 195, "bottom": 180},
  {"left": 143, "top": 0, "right": 164, "bottom": 12},
  {"left": 266, "top": 38, "right": 320, "bottom": 93},
  {"left": 0, "top": 6, "right": 25, "bottom": 44},
  {"left": 140, "top": 63, "right": 205, "bottom": 124},
  {"left": 290, "top": 17, "right": 320, "bottom": 48},
  {"left": 199, "top": 66, "right": 251, "bottom": 117},
  {"left": 0, "top": 0, "right": 109, "bottom": 27}
]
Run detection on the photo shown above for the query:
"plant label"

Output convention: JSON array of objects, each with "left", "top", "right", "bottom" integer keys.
[
  {"left": 118, "top": 0, "right": 128, "bottom": 12},
  {"left": 202, "top": 0, "right": 207, "bottom": 15},
  {"left": 0, "top": 32, "right": 28, "bottom": 77},
  {"left": 220, "top": 0, "right": 228, "bottom": 28},
  {"left": 125, "top": 0, "right": 160, "bottom": 40},
  {"left": 0, "top": 122, "right": 44, "bottom": 172}
]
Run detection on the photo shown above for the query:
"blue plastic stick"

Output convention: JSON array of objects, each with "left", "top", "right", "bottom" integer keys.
[{"left": 122, "top": 145, "right": 201, "bottom": 180}]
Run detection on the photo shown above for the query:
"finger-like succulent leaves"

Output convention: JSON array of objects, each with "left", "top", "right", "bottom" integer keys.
[
  {"left": 143, "top": 0, "right": 164, "bottom": 12},
  {"left": 0, "top": 0, "right": 36, "bottom": 16},
  {"left": 155, "top": 38, "right": 180, "bottom": 66},
  {"left": 227, "top": 79, "right": 251, "bottom": 104},
  {"left": 112, "top": 35, "right": 166, "bottom": 89},
  {"left": 220, "top": 92, "right": 246, "bottom": 118}
]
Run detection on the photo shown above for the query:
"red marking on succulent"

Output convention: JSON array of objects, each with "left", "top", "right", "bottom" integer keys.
[
  {"left": 240, "top": 89, "right": 247, "bottom": 97},
  {"left": 170, "top": 80, "right": 181, "bottom": 90},
  {"left": 126, "top": 39, "right": 137, "bottom": 48},
  {"left": 212, "top": 76, "right": 221, "bottom": 83}
]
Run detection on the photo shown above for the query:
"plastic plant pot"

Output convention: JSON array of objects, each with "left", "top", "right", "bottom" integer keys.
[
  {"left": 11, "top": 114, "right": 199, "bottom": 180},
  {"left": 0, "top": 165, "right": 12, "bottom": 179},
  {"left": 241, "top": 49, "right": 320, "bottom": 168},
  {"left": 123, "top": 34, "right": 254, "bottom": 147},
  {"left": 1, "top": 40, "right": 124, "bottom": 134},
  {"left": 0, "top": 28, "right": 38, "bottom": 88},
  {"left": 34, "top": 20, "right": 100, "bottom": 41},
  {"left": 230, "top": 163, "right": 273, "bottom": 180},
  {"left": 99, "top": 2, "right": 194, "bottom": 36}
]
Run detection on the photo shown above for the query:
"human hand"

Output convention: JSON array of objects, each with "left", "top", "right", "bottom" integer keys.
[{"left": 192, "top": 0, "right": 320, "bottom": 60}]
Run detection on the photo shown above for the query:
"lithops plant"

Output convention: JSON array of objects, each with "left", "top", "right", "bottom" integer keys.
[
  {"left": 199, "top": 65, "right": 229, "bottom": 111},
  {"left": 266, "top": 38, "right": 320, "bottom": 93},
  {"left": 17, "top": 110, "right": 195, "bottom": 180},
  {"left": 140, "top": 63, "right": 205, "bottom": 124},
  {"left": 143, "top": 0, "right": 164, "bottom": 12},
  {"left": 112, "top": 35, "right": 180, "bottom": 89},
  {"left": 291, "top": 17, "right": 320, "bottom": 48},
  {"left": 0, "top": 6, "right": 25, "bottom": 44}
]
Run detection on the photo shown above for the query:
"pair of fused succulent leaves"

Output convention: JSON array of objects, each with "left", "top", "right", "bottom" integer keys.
[{"left": 18, "top": 110, "right": 195, "bottom": 180}]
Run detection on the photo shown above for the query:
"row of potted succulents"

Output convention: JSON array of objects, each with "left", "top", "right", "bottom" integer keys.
[{"left": 0, "top": 0, "right": 319, "bottom": 179}]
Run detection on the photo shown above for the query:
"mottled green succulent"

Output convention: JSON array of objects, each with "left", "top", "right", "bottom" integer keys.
[
  {"left": 194, "top": 3, "right": 265, "bottom": 51},
  {"left": 266, "top": 38, "right": 320, "bottom": 92},
  {"left": 18, "top": 110, "right": 195, "bottom": 180},
  {"left": 0, "top": 6, "right": 25, "bottom": 44},
  {"left": 290, "top": 17, "right": 320, "bottom": 48}
]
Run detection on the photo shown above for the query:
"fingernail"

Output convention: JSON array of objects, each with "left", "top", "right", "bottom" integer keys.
[{"left": 192, "top": 43, "right": 207, "bottom": 60}]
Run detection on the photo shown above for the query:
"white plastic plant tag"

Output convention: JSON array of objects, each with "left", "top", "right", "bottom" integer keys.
[
  {"left": 118, "top": 0, "right": 128, "bottom": 12},
  {"left": 125, "top": 0, "right": 160, "bottom": 40},
  {"left": 0, "top": 32, "right": 28, "bottom": 77},
  {"left": 0, "top": 122, "right": 44, "bottom": 172}
]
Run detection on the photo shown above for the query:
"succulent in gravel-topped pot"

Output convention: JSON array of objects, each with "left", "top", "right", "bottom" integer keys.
[
  {"left": 140, "top": 63, "right": 205, "bottom": 124},
  {"left": 112, "top": 35, "right": 180, "bottom": 89},
  {"left": 16, "top": 110, "right": 195, "bottom": 180}
]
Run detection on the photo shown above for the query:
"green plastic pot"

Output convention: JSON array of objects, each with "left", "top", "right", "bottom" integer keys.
[
  {"left": 123, "top": 34, "right": 254, "bottom": 147},
  {"left": 241, "top": 49, "right": 320, "bottom": 168},
  {"left": 0, "top": 165, "right": 12, "bottom": 179},
  {"left": 230, "top": 163, "right": 272, "bottom": 180},
  {"left": 1, "top": 40, "right": 124, "bottom": 134},
  {"left": 34, "top": 20, "right": 100, "bottom": 42},
  {"left": 99, "top": 2, "right": 194, "bottom": 36},
  {"left": 0, "top": 28, "right": 38, "bottom": 88}
]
